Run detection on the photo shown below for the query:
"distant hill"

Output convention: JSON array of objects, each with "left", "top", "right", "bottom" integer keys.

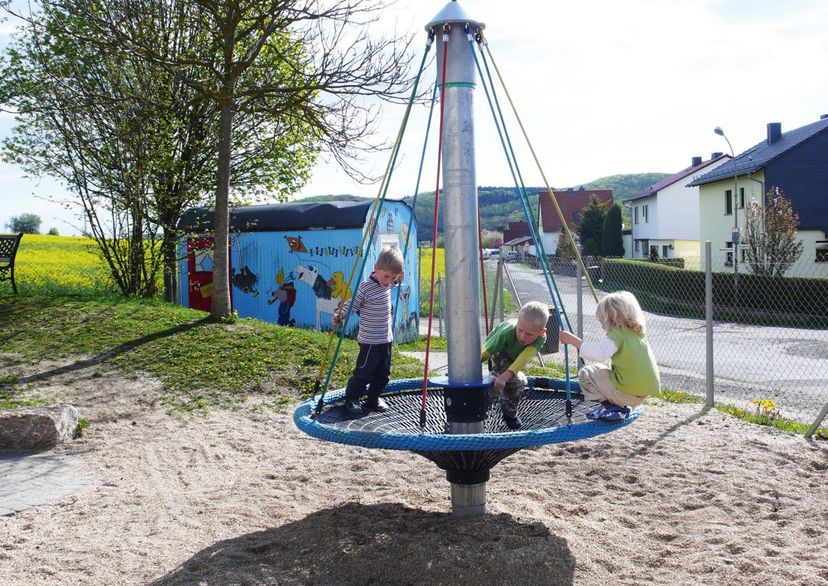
[
  {"left": 581, "top": 173, "right": 668, "bottom": 200},
  {"left": 297, "top": 173, "right": 669, "bottom": 241}
]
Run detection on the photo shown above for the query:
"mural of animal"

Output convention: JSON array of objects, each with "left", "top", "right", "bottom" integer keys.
[{"left": 294, "top": 264, "right": 343, "bottom": 329}]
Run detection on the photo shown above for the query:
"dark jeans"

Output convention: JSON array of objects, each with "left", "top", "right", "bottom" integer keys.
[{"left": 345, "top": 342, "right": 393, "bottom": 401}]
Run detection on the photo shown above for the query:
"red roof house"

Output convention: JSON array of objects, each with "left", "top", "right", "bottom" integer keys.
[{"left": 537, "top": 188, "right": 614, "bottom": 254}]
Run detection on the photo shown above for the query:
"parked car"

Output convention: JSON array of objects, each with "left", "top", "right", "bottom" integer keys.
[
  {"left": 490, "top": 248, "right": 501, "bottom": 257},
  {"left": 504, "top": 251, "right": 519, "bottom": 262}
]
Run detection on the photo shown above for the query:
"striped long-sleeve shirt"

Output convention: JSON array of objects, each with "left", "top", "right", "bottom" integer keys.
[{"left": 343, "top": 276, "right": 393, "bottom": 344}]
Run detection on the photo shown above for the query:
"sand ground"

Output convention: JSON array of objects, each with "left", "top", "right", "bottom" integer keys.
[{"left": 0, "top": 353, "right": 826, "bottom": 586}]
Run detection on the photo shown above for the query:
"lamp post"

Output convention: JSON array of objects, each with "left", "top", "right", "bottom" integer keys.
[{"left": 714, "top": 126, "right": 739, "bottom": 288}]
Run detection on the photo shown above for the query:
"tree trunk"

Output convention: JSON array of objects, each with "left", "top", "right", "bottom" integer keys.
[
  {"left": 211, "top": 99, "right": 234, "bottom": 320},
  {"left": 162, "top": 230, "right": 178, "bottom": 303}
]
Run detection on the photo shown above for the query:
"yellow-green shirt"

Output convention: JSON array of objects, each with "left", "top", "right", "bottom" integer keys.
[
  {"left": 481, "top": 319, "right": 546, "bottom": 374},
  {"left": 607, "top": 327, "right": 660, "bottom": 396}
]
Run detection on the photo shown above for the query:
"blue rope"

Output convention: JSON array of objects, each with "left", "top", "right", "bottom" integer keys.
[
  {"left": 316, "top": 35, "right": 434, "bottom": 412},
  {"left": 469, "top": 35, "right": 574, "bottom": 401},
  {"left": 393, "top": 75, "right": 440, "bottom": 331}
]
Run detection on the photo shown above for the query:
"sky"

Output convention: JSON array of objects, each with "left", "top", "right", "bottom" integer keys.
[{"left": 2, "top": 0, "right": 827, "bottom": 235}]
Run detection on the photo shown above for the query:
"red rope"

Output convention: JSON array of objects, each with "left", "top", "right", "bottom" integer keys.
[
  {"left": 477, "top": 201, "right": 490, "bottom": 335},
  {"left": 421, "top": 26, "right": 451, "bottom": 412}
]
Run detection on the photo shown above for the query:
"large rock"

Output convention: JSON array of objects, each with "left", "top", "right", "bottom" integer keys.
[{"left": 0, "top": 405, "right": 80, "bottom": 449}]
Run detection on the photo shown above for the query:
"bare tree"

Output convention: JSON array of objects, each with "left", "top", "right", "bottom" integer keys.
[
  {"left": 743, "top": 187, "right": 804, "bottom": 276},
  {"left": 39, "top": 0, "right": 415, "bottom": 319}
]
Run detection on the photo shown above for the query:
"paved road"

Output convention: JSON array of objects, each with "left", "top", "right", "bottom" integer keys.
[{"left": 500, "top": 261, "right": 828, "bottom": 424}]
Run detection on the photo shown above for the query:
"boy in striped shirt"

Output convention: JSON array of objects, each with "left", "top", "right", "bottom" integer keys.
[{"left": 333, "top": 247, "right": 405, "bottom": 414}]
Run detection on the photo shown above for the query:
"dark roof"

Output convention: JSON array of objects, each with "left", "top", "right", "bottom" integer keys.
[
  {"left": 539, "top": 189, "right": 613, "bottom": 233},
  {"left": 503, "top": 220, "right": 532, "bottom": 244},
  {"left": 627, "top": 154, "right": 730, "bottom": 201},
  {"left": 177, "top": 198, "right": 403, "bottom": 233},
  {"left": 688, "top": 118, "right": 828, "bottom": 186}
]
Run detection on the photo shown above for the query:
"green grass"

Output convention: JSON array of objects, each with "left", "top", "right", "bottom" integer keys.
[
  {"left": 0, "top": 294, "right": 425, "bottom": 413},
  {"left": 651, "top": 387, "right": 827, "bottom": 440},
  {"left": 397, "top": 335, "right": 448, "bottom": 352},
  {"left": 0, "top": 373, "right": 53, "bottom": 409}
]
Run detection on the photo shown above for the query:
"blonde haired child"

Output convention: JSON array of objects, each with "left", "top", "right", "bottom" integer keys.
[
  {"left": 333, "top": 247, "right": 405, "bottom": 414},
  {"left": 560, "top": 291, "right": 659, "bottom": 421},
  {"left": 481, "top": 301, "right": 549, "bottom": 429}
]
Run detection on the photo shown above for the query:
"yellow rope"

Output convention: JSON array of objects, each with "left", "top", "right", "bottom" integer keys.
[{"left": 479, "top": 30, "right": 598, "bottom": 302}]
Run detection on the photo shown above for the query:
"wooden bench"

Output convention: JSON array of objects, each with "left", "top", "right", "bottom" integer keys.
[{"left": 0, "top": 233, "right": 23, "bottom": 294}]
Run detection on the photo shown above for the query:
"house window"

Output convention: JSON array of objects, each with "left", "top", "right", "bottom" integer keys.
[
  {"left": 724, "top": 242, "right": 733, "bottom": 266},
  {"left": 725, "top": 190, "right": 733, "bottom": 215},
  {"left": 634, "top": 240, "right": 640, "bottom": 252},
  {"left": 662, "top": 245, "right": 669, "bottom": 257},
  {"left": 738, "top": 187, "right": 745, "bottom": 209},
  {"left": 643, "top": 205, "right": 649, "bottom": 223},
  {"left": 634, "top": 207, "right": 639, "bottom": 224},
  {"left": 817, "top": 241, "right": 828, "bottom": 263},
  {"left": 640, "top": 239, "right": 649, "bottom": 258}
]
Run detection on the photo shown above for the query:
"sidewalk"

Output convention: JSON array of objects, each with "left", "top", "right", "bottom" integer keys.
[
  {"left": 0, "top": 450, "right": 88, "bottom": 516},
  {"left": 399, "top": 351, "right": 449, "bottom": 374}
]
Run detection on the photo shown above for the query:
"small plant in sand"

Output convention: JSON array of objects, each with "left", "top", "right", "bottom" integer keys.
[{"left": 73, "top": 418, "right": 90, "bottom": 439}]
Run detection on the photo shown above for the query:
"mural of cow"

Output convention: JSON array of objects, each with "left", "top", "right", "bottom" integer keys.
[{"left": 294, "top": 264, "right": 344, "bottom": 329}]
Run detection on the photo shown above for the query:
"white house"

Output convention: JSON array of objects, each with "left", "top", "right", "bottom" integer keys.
[
  {"left": 624, "top": 154, "right": 730, "bottom": 267},
  {"left": 688, "top": 117, "right": 828, "bottom": 278}
]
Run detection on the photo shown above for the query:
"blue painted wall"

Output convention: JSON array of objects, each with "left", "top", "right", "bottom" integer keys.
[{"left": 177, "top": 201, "right": 419, "bottom": 343}]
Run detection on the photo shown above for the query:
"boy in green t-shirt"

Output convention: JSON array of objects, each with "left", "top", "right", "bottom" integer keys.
[{"left": 482, "top": 301, "right": 549, "bottom": 430}]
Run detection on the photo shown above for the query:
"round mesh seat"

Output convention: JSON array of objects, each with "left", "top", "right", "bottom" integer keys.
[{"left": 294, "top": 377, "right": 639, "bottom": 481}]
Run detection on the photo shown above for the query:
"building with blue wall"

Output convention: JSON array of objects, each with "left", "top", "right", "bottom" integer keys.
[{"left": 177, "top": 198, "right": 419, "bottom": 342}]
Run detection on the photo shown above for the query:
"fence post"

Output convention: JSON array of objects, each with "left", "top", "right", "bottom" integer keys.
[
  {"left": 705, "top": 241, "right": 714, "bottom": 408},
  {"left": 437, "top": 273, "right": 444, "bottom": 337},
  {"left": 489, "top": 260, "right": 501, "bottom": 332},
  {"left": 806, "top": 403, "right": 828, "bottom": 438},
  {"left": 498, "top": 258, "right": 505, "bottom": 323},
  {"left": 576, "top": 261, "right": 583, "bottom": 339}
]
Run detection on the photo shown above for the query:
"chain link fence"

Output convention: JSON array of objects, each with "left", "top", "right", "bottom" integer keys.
[{"left": 468, "top": 250, "right": 828, "bottom": 435}]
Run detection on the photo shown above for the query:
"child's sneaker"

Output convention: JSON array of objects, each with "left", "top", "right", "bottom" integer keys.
[
  {"left": 587, "top": 405, "right": 630, "bottom": 421},
  {"left": 345, "top": 398, "right": 364, "bottom": 414},
  {"left": 365, "top": 397, "right": 390, "bottom": 412}
]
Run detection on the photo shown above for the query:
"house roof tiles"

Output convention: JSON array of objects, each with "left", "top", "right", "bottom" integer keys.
[
  {"left": 539, "top": 189, "right": 613, "bottom": 233},
  {"left": 688, "top": 117, "right": 828, "bottom": 186},
  {"left": 627, "top": 155, "right": 730, "bottom": 201}
]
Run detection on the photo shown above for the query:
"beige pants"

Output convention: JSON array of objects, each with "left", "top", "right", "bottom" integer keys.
[{"left": 578, "top": 364, "right": 647, "bottom": 407}]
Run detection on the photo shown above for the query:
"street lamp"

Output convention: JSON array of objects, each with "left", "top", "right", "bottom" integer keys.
[{"left": 714, "top": 126, "right": 739, "bottom": 286}]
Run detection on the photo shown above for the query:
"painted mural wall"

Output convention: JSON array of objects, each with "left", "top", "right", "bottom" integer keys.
[{"left": 177, "top": 202, "right": 419, "bottom": 343}]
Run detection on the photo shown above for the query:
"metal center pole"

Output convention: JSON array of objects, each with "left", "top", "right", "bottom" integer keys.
[{"left": 428, "top": 1, "right": 486, "bottom": 517}]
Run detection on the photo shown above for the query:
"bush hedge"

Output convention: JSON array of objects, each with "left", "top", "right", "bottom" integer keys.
[{"left": 599, "top": 258, "right": 828, "bottom": 321}]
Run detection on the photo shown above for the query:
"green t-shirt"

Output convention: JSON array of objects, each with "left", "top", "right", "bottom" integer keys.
[
  {"left": 483, "top": 319, "right": 546, "bottom": 360},
  {"left": 607, "top": 327, "right": 660, "bottom": 396}
]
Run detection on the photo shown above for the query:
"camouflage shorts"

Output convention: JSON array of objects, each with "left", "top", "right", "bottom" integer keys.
[{"left": 488, "top": 352, "right": 527, "bottom": 419}]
